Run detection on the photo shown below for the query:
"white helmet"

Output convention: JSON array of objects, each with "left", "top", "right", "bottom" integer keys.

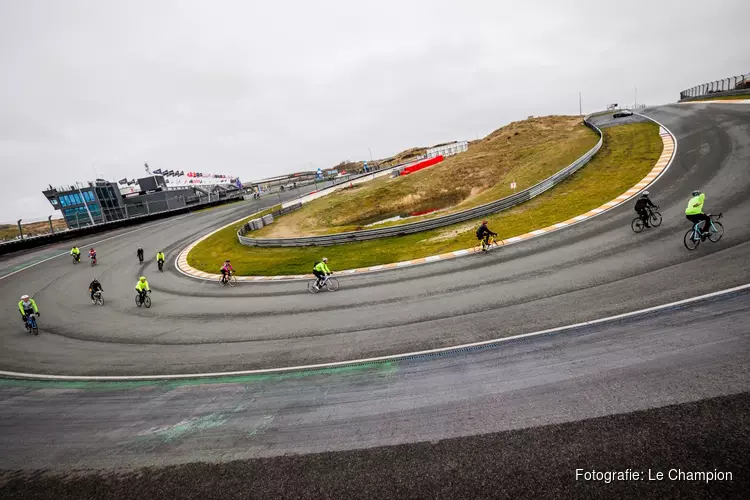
[
  {"left": 642, "top": 190, "right": 649, "bottom": 196},
  {"left": 322, "top": 257, "right": 328, "bottom": 262},
  {"left": 21, "top": 294, "right": 29, "bottom": 301}
]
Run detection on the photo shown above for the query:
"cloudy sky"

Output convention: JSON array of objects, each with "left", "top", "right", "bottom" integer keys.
[{"left": 1, "top": 0, "right": 747, "bottom": 221}]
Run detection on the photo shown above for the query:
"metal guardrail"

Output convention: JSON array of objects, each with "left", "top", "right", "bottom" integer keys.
[
  {"left": 680, "top": 72, "right": 749, "bottom": 101},
  {"left": 238, "top": 118, "right": 603, "bottom": 247}
]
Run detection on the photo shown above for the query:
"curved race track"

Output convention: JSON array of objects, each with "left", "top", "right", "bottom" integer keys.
[{"left": 0, "top": 103, "right": 749, "bottom": 472}]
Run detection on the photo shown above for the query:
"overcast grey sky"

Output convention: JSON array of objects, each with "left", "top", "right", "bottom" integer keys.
[{"left": 0, "top": 0, "right": 747, "bottom": 221}]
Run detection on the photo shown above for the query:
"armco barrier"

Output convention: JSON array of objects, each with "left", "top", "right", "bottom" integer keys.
[
  {"left": 238, "top": 118, "right": 603, "bottom": 247},
  {"left": 401, "top": 155, "right": 443, "bottom": 175},
  {"left": 0, "top": 195, "right": 245, "bottom": 256}
]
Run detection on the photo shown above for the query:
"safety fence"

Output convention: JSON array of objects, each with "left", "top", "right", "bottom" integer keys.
[
  {"left": 680, "top": 72, "right": 749, "bottom": 101},
  {"left": 237, "top": 118, "right": 603, "bottom": 247}
]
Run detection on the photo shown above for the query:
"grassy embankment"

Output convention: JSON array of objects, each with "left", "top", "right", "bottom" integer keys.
[
  {"left": 187, "top": 122, "right": 662, "bottom": 276},
  {"left": 0, "top": 219, "right": 67, "bottom": 242},
  {"left": 252, "top": 116, "right": 599, "bottom": 238},
  {"left": 689, "top": 93, "right": 750, "bottom": 101}
]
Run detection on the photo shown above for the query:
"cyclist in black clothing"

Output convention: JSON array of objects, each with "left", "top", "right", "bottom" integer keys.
[
  {"left": 476, "top": 220, "right": 497, "bottom": 251},
  {"left": 137, "top": 247, "right": 144, "bottom": 263},
  {"left": 89, "top": 278, "right": 103, "bottom": 302},
  {"left": 634, "top": 191, "right": 657, "bottom": 228}
]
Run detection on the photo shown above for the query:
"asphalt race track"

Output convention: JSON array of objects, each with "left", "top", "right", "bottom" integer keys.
[{"left": 0, "top": 103, "right": 749, "bottom": 497}]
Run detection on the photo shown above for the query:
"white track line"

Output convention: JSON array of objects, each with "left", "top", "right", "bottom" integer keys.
[
  {"left": 2, "top": 282, "right": 748, "bottom": 382},
  {"left": 0, "top": 214, "right": 191, "bottom": 281}
]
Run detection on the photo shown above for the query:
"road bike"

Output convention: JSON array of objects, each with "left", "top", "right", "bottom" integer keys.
[
  {"left": 135, "top": 291, "right": 152, "bottom": 308},
  {"left": 90, "top": 256, "right": 97, "bottom": 267},
  {"left": 92, "top": 290, "right": 104, "bottom": 306},
  {"left": 684, "top": 213, "right": 723, "bottom": 250},
  {"left": 308, "top": 274, "right": 339, "bottom": 293},
  {"left": 631, "top": 207, "right": 662, "bottom": 233},
  {"left": 24, "top": 314, "right": 39, "bottom": 335},
  {"left": 138, "top": 254, "right": 144, "bottom": 264},
  {"left": 474, "top": 234, "right": 502, "bottom": 253},
  {"left": 72, "top": 254, "right": 80, "bottom": 265},
  {"left": 158, "top": 259, "right": 164, "bottom": 272},
  {"left": 220, "top": 271, "right": 237, "bottom": 287}
]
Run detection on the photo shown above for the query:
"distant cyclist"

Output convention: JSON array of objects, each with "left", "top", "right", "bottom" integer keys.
[
  {"left": 70, "top": 246, "right": 81, "bottom": 262},
  {"left": 89, "top": 278, "right": 103, "bottom": 303},
  {"left": 88, "top": 248, "right": 97, "bottom": 265},
  {"left": 476, "top": 220, "right": 497, "bottom": 251},
  {"left": 313, "top": 258, "right": 331, "bottom": 289},
  {"left": 634, "top": 191, "right": 658, "bottom": 228},
  {"left": 137, "top": 247, "right": 144, "bottom": 263},
  {"left": 156, "top": 251, "right": 165, "bottom": 270},
  {"left": 18, "top": 294, "right": 40, "bottom": 326},
  {"left": 135, "top": 276, "right": 150, "bottom": 301},
  {"left": 220, "top": 260, "right": 234, "bottom": 284},
  {"left": 685, "top": 190, "right": 711, "bottom": 239}
]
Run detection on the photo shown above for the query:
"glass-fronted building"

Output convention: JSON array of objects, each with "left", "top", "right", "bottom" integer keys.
[{"left": 43, "top": 180, "right": 127, "bottom": 229}]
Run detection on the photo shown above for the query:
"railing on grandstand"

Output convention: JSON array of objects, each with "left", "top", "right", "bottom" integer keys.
[{"left": 680, "top": 72, "right": 749, "bottom": 101}]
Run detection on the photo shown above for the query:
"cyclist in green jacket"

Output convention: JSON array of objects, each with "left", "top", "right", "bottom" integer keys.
[
  {"left": 313, "top": 258, "right": 331, "bottom": 289},
  {"left": 18, "top": 294, "right": 40, "bottom": 325},
  {"left": 70, "top": 246, "right": 81, "bottom": 262},
  {"left": 135, "top": 276, "right": 151, "bottom": 302},
  {"left": 156, "top": 251, "right": 165, "bottom": 270},
  {"left": 685, "top": 190, "right": 711, "bottom": 239}
]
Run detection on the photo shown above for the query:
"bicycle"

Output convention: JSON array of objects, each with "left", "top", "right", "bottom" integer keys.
[
  {"left": 138, "top": 254, "right": 144, "bottom": 264},
  {"left": 220, "top": 271, "right": 237, "bottom": 287},
  {"left": 308, "top": 274, "right": 339, "bottom": 293},
  {"left": 135, "top": 291, "right": 152, "bottom": 308},
  {"left": 90, "top": 256, "right": 97, "bottom": 267},
  {"left": 72, "top": 254, "right": 80, "bottom": 265},
  {"left": 92, "top": 290, "right": 104, "bottom": 306},
  {"left": 474, "top": 234, "right": 502, "bottom": 253},
  {"left": 24, "top": 314, "right": 39, "bottom": 335},
  {"left": 684, "top": 213, "right": 724, "bottom": 250},
  {"left": 631, "top": 207, "right": 662, "bottom": 233},
  {"left": 158, "top": 259, "right": 164, "bottom": 272}
]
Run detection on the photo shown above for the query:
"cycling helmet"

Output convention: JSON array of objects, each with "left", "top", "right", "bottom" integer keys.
[
  {"left": 482, "top": 220, "right": 488, "bottom": 224},
  {"left": 322, "top": 257, "right": 328, "bottom": 262},
  {"left": 21, "top": 294, "right": 29, "bottom": 301},
  {"left": 641, "top": 191, "right": 649, "bottom": 197},
  {"left": 139, "top": 276, "right": 146, "bottom": 281},
  {"left": 692, "top": 190, "right": 701, "bottom": 196}
]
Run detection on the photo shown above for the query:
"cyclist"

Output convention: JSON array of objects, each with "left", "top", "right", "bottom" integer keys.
[
  {"left": 634, "top": 191, "right": 658, "bottom": 228},
  {"left": 135, "top": 276, "right": 150, "bottom": 302},
  {"left": 137, "top": 247, "right": 144, "bottom": 263},
  {"left": 88, "top": 248, "right": 97, "bottom": 265},
  {"left": 70, "top": 246, "right": 81, "bottom": 262},
  {"left": 220, "top": 260, "right": 234, "bottom": 284},
  {"left": 156, "top": 251, "right": 165, "bottom": 269},
  {"left": 89, "top": 278, "right": 104, "bottom": 303},
  {"left": 313, "top": 258, "right": 331, "bottom": 289},
  {"left": 18, "top": 294, "right": 40, "bottom": 326},
  {"left": 685, "top": 190, "right": 711, "bottom": 240},
  {"left": 476, "top": 220, "right": 497, "bottom": 251}
]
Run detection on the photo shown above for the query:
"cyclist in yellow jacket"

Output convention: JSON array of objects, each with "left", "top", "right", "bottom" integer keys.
[
  {"left": 313, "top": 258, "right": 331, "bottom": 289},
  {"left": 18, "top": 294, "right": 40, "bottom": 325},
  {"left": 685, "top": 190, "right": 711, "bottom": 239},
  {"left": 135, "top": 276, "right": 151, "bottom": 301},
  {"left": 70, "top": 246, "right": 81, "bottom": 262},
  {"left": 156, "top": 251, "right": 165, "bottom": 270}
]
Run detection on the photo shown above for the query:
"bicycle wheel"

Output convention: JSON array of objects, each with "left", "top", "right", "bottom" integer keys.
[
  {"left": 144, "top": 296, "right": 152, "bottom": 308},
  {"left": 631, "top": 218, "right": 645, "bottom": 233},
  {"left": 228, "top": 274, "right": 237, "bottom": 287},
  {"left": 307, "top": 280, "right": 320, "bottom": 294},
  {"left": 325, "top": 277, "right": 340, "bottom": 292},
  {"left": 135, "top": 295, "right": 142, "bottom": 307},
  {"left": 32, "top": 320, "right": 38, "bottom": 335},
  {"left": 96, "top": 293, "right": 104, "bottom": 306},
  {"left": 684, "top": 229, "right": 700, "bottom": 250},
  {"left": 650, "top": 212, "right": 663, "bottom": 227},
  {"left": 708, "top": 221, "right": 724, "bottom": 243},
  {"left": 474, "top": 241, "right": 484, "bottom": 253}
]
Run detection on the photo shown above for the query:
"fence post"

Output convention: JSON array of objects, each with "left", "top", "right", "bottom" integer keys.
[
  {"left": 17, "top": 219, "right": 23, "bottom": 240},
  {"left": 166, "top": 196, "right": 170, "bottom": 211},
  {"left": 48, "top": 215, "right": 53, "bottom": 234},
  {"left": 146, "top": 201, "right": 151, "bottom": 215},
  {"left": 124, "top": 204, "right": 129, "bottom": 219}
]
